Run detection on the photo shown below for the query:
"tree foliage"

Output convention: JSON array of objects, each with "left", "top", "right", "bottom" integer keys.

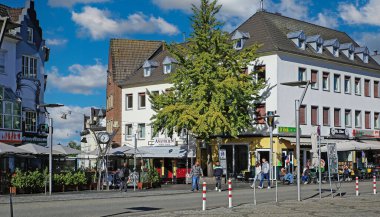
[{"left": 150, "top": 0, "right": 265, "bottom": 140}]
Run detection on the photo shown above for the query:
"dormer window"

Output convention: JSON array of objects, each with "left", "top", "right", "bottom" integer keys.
[
  {"left": 231, "top": 30, "right": 250, "bottom": 50},
  {"left": 306, "top": 35, "right": 324, "bottom": 54},
  {"left": 355, "top": 47, "right": 369, "bottom": 63},
  {"left": 339, "top": 43, "right": 355, "bottom": 61},
  {"left": 287, "top": 30, "right": 306, "bottom": 50},
  {"left": 142, "top": 60, "right": 159, "bottom": 77},
  {"left": 323, "top": 39, "right": 340, "bottom": 57},
  {"left": 27, "top": 27, "right": 33, "bottom": 43},
  {"left": 162, "top": 56, "right": 177, "bottom": 74}
]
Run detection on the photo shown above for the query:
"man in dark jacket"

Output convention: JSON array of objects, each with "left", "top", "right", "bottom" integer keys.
[
  {"left": 119, "top": 162, "right": 130, "bottom": 192},
  {"left": 214, "top": 161, "right": 223, "bottom": 192}
]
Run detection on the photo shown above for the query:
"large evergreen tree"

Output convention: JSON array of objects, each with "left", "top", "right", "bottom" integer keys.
[{"left": 150, "top": 0, "right": 265, "bottom": 174}]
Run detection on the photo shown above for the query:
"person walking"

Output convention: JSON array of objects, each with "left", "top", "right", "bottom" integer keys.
[
  {"left": 190, "top": 161, "right": 203, "bottom": 192},
  {"left": 258, "top": 158, "right": 270, "bottom": 189},
  {"left": 119, "top": 162, "right": 130, "bottom": 192},
  {"left": 251, "top": 162, "right": 261, "bottom": 188},
  {"left": 214, "top": 161, "right": 223, "bottom": 192}
]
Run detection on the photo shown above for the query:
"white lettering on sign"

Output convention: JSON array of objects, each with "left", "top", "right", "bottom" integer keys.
[
  {"left": 153, "top": 137, "right": 175, "bottom": 146},
  {"left": 0, "top": 131, "right": 22, "bottom": 143}
]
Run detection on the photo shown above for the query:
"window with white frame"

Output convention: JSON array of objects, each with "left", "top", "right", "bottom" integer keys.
[
  {"left": 138, "top": 123, "right": 145, "bottom": 139},
  {"left": 22, "top": 56, "right": 37, "bottom": 78},
  {"left": 355, "top": 110, "right": 361, "bottom": 128},
  {"left": 125, "top": 94, "right": 133, "bottom": 110},
  {"left": 27, "top": 27, "right": 33, "bottom": 43},
  {"left": 144, "top": 67, "right": 151, "bottom": 77},
  {"left": 333, "top": 74, "right": 341, "bottom": 92},
  {"left": 234, "top": 38, "right": 244, "bottom": 50},
  {"left": 323, "top": 72, "right": 330, "bottom": 91},
  {"left": 355, "top": 78, "right": 361, "bottom": 95},
  {"left": 138, "top": 92, "right": 146, "bottom": 109},
  {"left": 25, "top": 111, "right": 37, "bottom": 132},
  {"left": 1, "top": 100, "right": 21, "bottom": 130},
  {"left": 298, "top": 67, "right": 306, "bottom": 82},
  {"left": 164, "top": 64, "right": 172, "bottom": 74},
  {"left": 125, "top": 124, "right": 132, "bottom": 140},
  {"left": 311, "top": 70, "right": 318, "bottom": 89},
  {"left": 344, "top": 76, "right": 351, "bottom": 94},
  {"left": 345, "top": 109, "right": 351, "bottom": 127}
]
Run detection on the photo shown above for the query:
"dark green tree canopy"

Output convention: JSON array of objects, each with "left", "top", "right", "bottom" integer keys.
[{"left": 150, "top": 0, "right": 265, "bottom": 139}]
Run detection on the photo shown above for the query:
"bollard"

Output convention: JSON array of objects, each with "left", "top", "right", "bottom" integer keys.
[
  {"left": 356, "top": 177, "right": 359, "bottom": 196},
  {"left": 202, "top": 182, "right": 206, "bottom": 211},
  {"left": 374, "top": 175, "right": 377, "bottom": 195},
  {"left": 228, "top": 179, "right": 232, "bottom": 208}
]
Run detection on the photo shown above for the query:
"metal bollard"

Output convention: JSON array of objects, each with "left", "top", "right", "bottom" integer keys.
[
  {"left": 202, "top": 182, "right": 206, "bottom": 211},
  {"left": 356, "top": 177, "right": 359, "bottom": 196},
  {"left": 373, "top": 176, "right": 377, "bottom": 195},
  {"left": 228, "top": 179, "right": 232, "bottom": 208}
]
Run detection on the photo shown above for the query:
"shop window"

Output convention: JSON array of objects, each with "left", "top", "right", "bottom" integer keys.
[
  {"left": 138, "top": 92, "right": 146, "bottom": 109},
  {"left": 125, "top": 94, "right": 133, "bottom": 110},
  {"left": 374, "top": 112, "right": 380, "bottom": 129},
  {"left": 374, "top": 81, "right": 379, "bottom": 98},
  {"left": 334, "top": 108, "right": 341, "bottom": 127},
  {"left": 364, "top": 79, "right": 370, "bottom": 97},
  {"left": 333, "top": 74, "right": 341, "bottom": 92},
  {"left": 25, "top": 111, "right": 37, "bottom": 132},
  {"left": 365, "top": 111, "right": 371, "bottom": 129},
  {"left": 323, "top": 72, "right": 330, "bottom": 91},
  {"left": 311, "top": 106, "right": 318, "bottom": 126},
  {"left": 299, "top": 105, "right": 306, "bottom": 125},
  {"left": 355, "top": 78, "right": 361, "bottom": 95},
  {"left": 323, "top": 107, "right": 330, "bottom": 126},
  {"left": 22, "top": 56, "right": 37, "bottom": 78},
  {"left": 138, "top": 123, "right": 145, "bottom": 139},
  {"left": 345, "top": 109, "right": 351, "bottom": 127},
  {"left": 125, "top": 124, "right": 132, "bottom": 140},
  {"left": 344, "top": 76, "right": 351, "bottom": 94},
  {"left": 311, "top": 70, "right": 318, "bottom": 89},
  {"left": 298, "top": 67, "right": 306, "bottom": 82},
  {"left": 355, "top": 110, "right": 361, "bottom": 128},
  {"left": 255, "top": 103, "right": 266, "bottom": 124}
]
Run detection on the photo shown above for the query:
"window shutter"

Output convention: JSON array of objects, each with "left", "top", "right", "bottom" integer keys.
[
  {"left": 311, "top": 70, "right": 317, "bottom": 83},
  {"left": 323, "top": 108, "right": 329, "bottom": 125},
  {"left": 299, "top": 105, "right": 306, "bottom": 124},
  {"left": 255, "top": 104, "right": 266, "bottom": 124},
  {"left": 364, "top": 80, "right": 370, "bottom": 97},
  {"left": 374, "top": 81, "right": 379, "bottom": 98},
  {"left": 334, "top": 109, "right": 340, "bottom": 127},
  {"left": 365, "top": 112, "right": 370, "bottom": 129},
  {"left": 311, "top": 106, "right": 318, "bottom": 125}
]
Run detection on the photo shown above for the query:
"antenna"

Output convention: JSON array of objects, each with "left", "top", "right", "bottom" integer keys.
[{"left": 260, "top": 0, "right": 264, "bottom": 11}]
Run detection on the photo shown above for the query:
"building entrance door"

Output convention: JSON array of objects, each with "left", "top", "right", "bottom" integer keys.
[{"left": 220, "top": 144, "right": 249, "bottom": 178}]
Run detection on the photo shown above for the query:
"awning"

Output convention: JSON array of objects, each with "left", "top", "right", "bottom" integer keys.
[
  {"left": 18, "top": 143, "right": 63, "bottom": 155},
  {"left": 53, "top": 144, "right": 82, "bottom": 155},
  {"left": 321, "top": 140, "right": 380, "bottom": 152},
  {"left": 279, "top": 137, "right": 312, "bottom": 146},
  {"left": 0, "top": 142, "right": 29, "bottom": 154},
  {"left": 137, "top": 146, "right": 188, "bottom": 158}
]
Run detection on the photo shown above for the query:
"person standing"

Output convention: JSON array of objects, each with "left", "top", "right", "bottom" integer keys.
[
  {"left": 214, "top": 161, "right": 223, "bottom": 192},
  {"left": 190, "top": 161, "right": 203, "bottom": 192},
  {"left": 258, "top": 158, "right": 270, "bottom": 189},
  {"left": 251, "top": 162, "right": 261, "bottom": 188},
  {"left": 119, "top": 162, "right": 130, "bottom": 192}
]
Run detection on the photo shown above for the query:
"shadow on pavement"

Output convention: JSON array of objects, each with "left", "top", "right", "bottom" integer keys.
[{"left": 100, "top": 207, "right": 161, "bottom": 217}]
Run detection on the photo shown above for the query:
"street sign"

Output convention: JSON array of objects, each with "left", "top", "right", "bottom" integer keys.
[
  {"left": 327, "top": 143, "right": 338, "bottom": 174},
  {"left": 278, "top": 126, "right": 297, "bottom": 135},
  {"left": 219, "top": 149, "right": 227, "bottom": 175}
]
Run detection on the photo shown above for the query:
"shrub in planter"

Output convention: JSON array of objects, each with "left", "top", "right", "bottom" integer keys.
[
  {"left": 11, "top": 169, "right": 26, "bottom": 190},
  {"left": 146, "top": 167, "right": 160, "bottom": 188}
]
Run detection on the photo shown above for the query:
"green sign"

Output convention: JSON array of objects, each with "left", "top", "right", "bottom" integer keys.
[{"left": 278, "top": 126, "right": 297, "bottom": 134}]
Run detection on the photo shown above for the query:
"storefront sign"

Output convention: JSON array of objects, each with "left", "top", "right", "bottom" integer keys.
[
  {"left": 278, "top": 126, "right": 297, "bottom": 135},
  {"left": 352, "top": 129, "right": 380, "bottom": 138},
  {"left": 0, "top": 131, "right": 22, "bottom": 144},
  {"left": 330, "top": 128, "right": 349, "bottom": 138},
  {"left": 22, "top": 136, "right": 48, "bottom": 144},
  {"left": 219, "top": 149, "right": 227, "bottom": 175},
  {"left": 153, "top": 137, "right": 175, "bottom": 146}
]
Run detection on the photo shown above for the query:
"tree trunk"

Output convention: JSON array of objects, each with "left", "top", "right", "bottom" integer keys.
[{"left": 207, "top": 144, "right": 213, "bottom": 177}]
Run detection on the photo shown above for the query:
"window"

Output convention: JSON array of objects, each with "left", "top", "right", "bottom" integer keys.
[
  {"left": 345, "top": 109, "right": 351, "bottom": 127},
  {"left": 364, "top": 54, "right": 369, "bottom": 63},
  {"left": 144, "top": 67, "right": 151, "bottom": 77},
  {"left": 365, "top": 111, "right": 371, "bottom": 129},
  {"left": 255, "top": 103, "right": 266, "bottom": 124},
  {"left": 311, "top": 106, "right": 318, "bottom": 125},
  {"left": 323, "top": 107, "right": 330, "bottom": 126},
  {"left": 349, "top": 50, "right": 354, "bottom": 60},
  {"left": 1, "top": 101, "right": 21, "bottom": 130},
  {"left": 298, "top": 67, "right": 306, "bottom": 82},
  {"left": 355, "top": 78, "right": 361, "bottom": 95},
  {"left": 234, "top": 39, "right": 243, "bottom": 49},
  {"left": 125, "top": 94, "right": 133, "bottom": 110},
  {"left": 344, "top": 76, "right": 351, "bottom": 94},
  {"left": 374, "top": 81, "right": 379, "bottom": 98},
  {"left": 125, "top": 124, "right": 132, "bottom": 140},
  {"left": 299, "top": 105, "right": 306, "bottom": 125},
  {"left": 334, "top": 108, "right": 341, "bottom": 127},
  {"left": 323, "top": 72, "right": 330, "bottom": 91},
  {"left": 333, "top": 47, "right": 338, "bottom": 57},
  {"left": 22, "top": 56, "right": 37, "bottom": 78},
  {"left": 364, "top": 79, "right": 370, "bottom": 97},
  {"left": 316, "top": 44, "right": 322, "bottom": 53},
  {"left": 333, "top": 74, "right": 341, "bottom": 92},
  {"left": 311, "top": 70, "right": 318, "bottom": 89},
  {"left": 0, "top": 52, "right": 5, "bottom": 74},
  {"left": 27, "top": 27, "right": 33, "bottom": 43},
  {"left": 355, "top": 110, "right": 362, "bottom": 128},
  {"left": 138, "top": 92, "right": 146, "bottom": 109},
  {"left": 25, "top": 111, "right": 37, "bottom": 132},
  {"left": 138, "top": 123, "right": 145, "bottom": 139},
  {"left": 375, "top": 112, "right": 380, "bottom": 129},
  {"left": 255, "top": 65, "right": 266, "bottom": 82},
  {"left": 164, "top": 64, "right": 172, "bottom": 74}
]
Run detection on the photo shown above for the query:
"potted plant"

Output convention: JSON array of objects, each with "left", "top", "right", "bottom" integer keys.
[{"left": 146, "top": 167, "right": 160, "bottom": 188}]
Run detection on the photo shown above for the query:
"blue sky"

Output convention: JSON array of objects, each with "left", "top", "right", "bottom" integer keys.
[{"left": 2, "top": 0, "right": 380, "bottom": 144}]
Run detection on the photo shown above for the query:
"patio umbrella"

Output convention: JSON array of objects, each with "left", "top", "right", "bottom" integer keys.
[
  {"left": 18, "top": 143, "right": 63, "bottom": 155},
  {"left": 109, "top": 145, "right": 133, "bottom": 155},
  {"left": 53, "top": 144, "right": 82, "bottom": 155},
  {"left": 0, "top": 142, "right": 29, "bottom": 154}
]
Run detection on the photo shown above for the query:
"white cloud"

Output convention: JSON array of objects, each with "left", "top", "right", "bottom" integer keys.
[
  {"left": 48, "top": 0, "right": 110, "bottom": 8},
  {"left": 355, "top": 32, "right": 380, "bottom": 52},
  {"left": 272, "top": 0, "right": 310, "bottom": 20},
  {"left": 339, "top": 0, "right": 380, "bottom": 26},
  {"left": 50, "top": 105, "right": 92, "bottom": 144},
  {"left": 71, "top": 6, "right": 179, "bottom": 39},
  {"left": 47, "top": 60, "right": 107, "bottom": 95},
  {"left": 311, "top": 12, "right": 339, "bottom": 29},
  {"left": 46, "top": 38, "right": 68, "bottom": 46}
]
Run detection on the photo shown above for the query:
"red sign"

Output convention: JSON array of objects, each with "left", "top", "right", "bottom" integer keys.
[
  {"left": 0, "top": 131, "right": 22, "bottom": 144},
  {"left": 352, "top": 129, "right": 380, "bottom": 138}
]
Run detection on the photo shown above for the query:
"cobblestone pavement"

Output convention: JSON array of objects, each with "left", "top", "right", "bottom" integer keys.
[{"left": 141, "top": 194, "right": 380, "bottom": 217}]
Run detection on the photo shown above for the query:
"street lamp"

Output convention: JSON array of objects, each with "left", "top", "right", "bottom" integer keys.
[
  {"left": 38, "top": 103, "right": 64, "bottom": 196},
  {"left": 280, "top": 80, "right": 312, "bottom": 201}
]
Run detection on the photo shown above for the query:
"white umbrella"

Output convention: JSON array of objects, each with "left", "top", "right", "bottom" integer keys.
[
  {"left": 0, "top": 142, "right": 29, "bottom": 154},
  {"left": 53, "top": 144, "right": 82, "bottom": 155},
  {"left": 18, "top": 143, "right": 63, "bottom": 155}
]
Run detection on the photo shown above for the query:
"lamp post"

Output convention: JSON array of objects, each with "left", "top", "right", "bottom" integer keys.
[
  {"left": 280, "top": 80, "right": 312, "bottom": 201},
  {"left": 38, "top": 103, "right": 64, "bottom": 196}
]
